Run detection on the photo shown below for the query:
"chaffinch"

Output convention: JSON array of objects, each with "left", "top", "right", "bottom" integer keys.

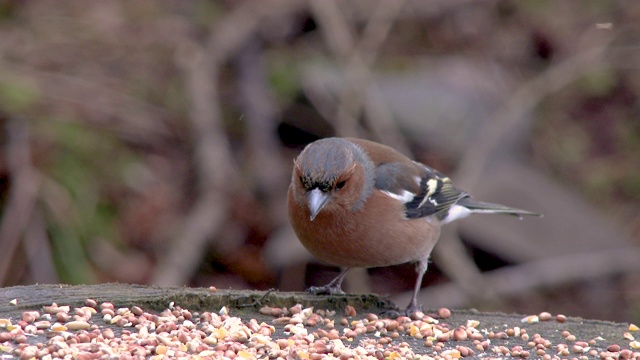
[{"left": 287, "top": 137, "right": 540, "bottom": 315}]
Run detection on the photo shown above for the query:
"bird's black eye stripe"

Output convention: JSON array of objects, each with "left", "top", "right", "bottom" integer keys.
[
  {"left": 300, "top": 176, "right": 309, "bottom": 189},
  {"left": 336, "top": 180, "right": 346, "bottom": 190}
]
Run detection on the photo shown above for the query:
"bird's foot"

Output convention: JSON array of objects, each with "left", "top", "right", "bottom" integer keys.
[
  {"left": 404, "top": 303, "right": 424, "bottom": 318},
  {"left": 306, "top": 285, "right": 345, "bottom": 296},
  {"left": 378, "top": 309, "right": 404, "bottom": 319},
  {"left": 379, "top": 304, "right": 424, "bottom": 319}
]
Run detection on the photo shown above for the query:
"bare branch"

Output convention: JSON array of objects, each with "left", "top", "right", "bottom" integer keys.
[{"left": 0, "top": 118, "right": 40, "bottom": 284}]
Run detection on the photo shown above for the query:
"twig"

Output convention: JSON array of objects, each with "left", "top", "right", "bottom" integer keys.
[
  {"left": 23, "top": 211, "right": 58, "bottom": 284},
  {"left": 309, "top": 0, "right": 410, "bottom": 155},
  {"left": 237, "top": 289, "right": 275, "bottom": 308},
  {"left": 0, "top": 118, "right": 40, "bottom": 284},
  {"left": 454, "top": 36, "right": 611, "bottom": 189},
  {"left": 395, "top": 246, "right": 640, "bottom": 309},
  {"left": 428, "top": 28, "right": 613, "bottom": 306},
  {"left": 0, "top": 62, "right": 173, "bottom": 145},
  {"left": 207, "top": 0, "right": 307, "bottom": 64},
  {"left": 236, "top": 39, "right": 288, "bottom": 221},
  {"left": 151, "top": 0, "right": 308, "bottom": 286},
  {"left": 150, "top": 40, "right": 238, "bottom": 286}
]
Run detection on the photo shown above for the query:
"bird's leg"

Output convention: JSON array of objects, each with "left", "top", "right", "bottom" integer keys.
[
  {"left": 379, "top": 259, "right": 428, "bottom": 318},
  {"left": 404, "top": 258, "right": 428, "bottom": 316},
  {"left": 307, "top": 267, "right": 352, "bottom": 295}
]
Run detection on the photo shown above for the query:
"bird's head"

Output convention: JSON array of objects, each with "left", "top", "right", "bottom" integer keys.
[{"left": 291, "top": 138, "right": 373, "bottom": 220}]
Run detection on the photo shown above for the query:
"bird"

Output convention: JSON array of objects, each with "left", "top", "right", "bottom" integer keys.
[{"left": 287, "top": 137, "right": 541, "bottom": 316}]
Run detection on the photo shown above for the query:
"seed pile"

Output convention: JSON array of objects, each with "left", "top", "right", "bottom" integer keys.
[{"left": 0, "top": 297, "right": 638, "bottom": 359}]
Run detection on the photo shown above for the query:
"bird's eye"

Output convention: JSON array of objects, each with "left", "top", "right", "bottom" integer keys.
[{"left": 336, "top": 180, "right": 346, "bottom": 190}]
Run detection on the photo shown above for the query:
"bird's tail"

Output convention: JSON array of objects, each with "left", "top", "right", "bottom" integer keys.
[{"left": 456, "top": 198, "right": 542, "bottom": 219}]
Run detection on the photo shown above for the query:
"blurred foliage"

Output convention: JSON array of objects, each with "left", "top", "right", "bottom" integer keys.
[
  {"left": 0, "top": 77, "right": 40, "bottom": 113},
  {"left": 534, "top": 70, "right": 640, "bottom": 217}
]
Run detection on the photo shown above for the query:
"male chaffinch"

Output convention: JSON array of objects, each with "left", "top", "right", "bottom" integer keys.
[{"left": 287, "top": 137, "right": 541, "bottom": 316}]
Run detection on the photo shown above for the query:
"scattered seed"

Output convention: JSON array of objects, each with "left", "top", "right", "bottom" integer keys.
[
  {"left": 457, "top": 345, "right": 473, "bottom": 357},
  {"left": 289, "top": 304, "right": 302, "bottom": 315},
  {"left": 34, "top": 321, "right": 51, "bottom": 330},
  {"left": 21, "top": 311, "right": 40, "bottom": 323},
  {"left": 99, "top": 302, "right": 114, "bottom": 311},
  {"left": 466, "top": 320, "right": 479, "bottom": 328},
  {"left": 607, "top": 344, "right": 621, "bottom": 352},
  {"left": 453, "top": 328, "right": 467, "bottom": 341},
  {"left": 366, "top": 313, "right": 378, "bottom": 322},
  {"left": 572, "top": 344, "right": 585, "bottom": 353},
  {"left": 272, "top": 317, "right": 291, "bottom": 325},
  {"left": 259, "top": 306, "right": 272, "bottom": 315},
  {"left": 270, "top": 307, "right": 285, "bottom": 317},
  {"left": 538, "top": 312, "right": 552, "bottom": 321},
  {"left": 521, "top": 315, "right": 539, "bottom": 324},
  {"left": 102, "top": 328, "right": 115, "bottom": 339},
  {"left": 437, "top": 308, "right": 451, "bottom": 319},
  {"left": 344, "top": 305, "right": 356, "bottom": 317},
  {"left": 424, "top": 339, "right": 433, "bottom": 347},
  {"left": 630, "top": 324, "right": 639, "bottom": 332},
  {"left": 66, "top": 321, "right": 90, "bottom": 330},
  {"left": 411, "top": 311, "right": 425, "bottom": 320},
  {"left": 0, "top": 296, "right": 635, "bottom": 360},
  {"left": 555, "top": 314, "right": 567, "bottom": 323},
  {"left": 51, "top": 323, "right": 67, "bottom": 332}
]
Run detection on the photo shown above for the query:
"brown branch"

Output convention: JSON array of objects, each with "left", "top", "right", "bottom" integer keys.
[
  {"left": 309, "top": 0, "right": 410, "bottom": 153},
  {"left": 236, "top": 39, "right": 288, "bottom": 222},
  {"left": 207, "top": 0, "right": 307, "bottom": 64},
  {"left": 0, "top": 63, "right": 173, "bottom": 145},
  {"left": 309, "top": 0, "right": 362, "bottom": 137},
  {"left": 428, "top": 28, "right": 614, "bottom": 306},
  {"left": 454, "top": 34, "right": 611, "bottom": 190},
  {"left": 394, "top": 246, "right": 640, "bottom": 309},
  {"left": 150, "top": 0, "right": 309, "bottom": 286},
  {"left": 0, "top": 118, "right": 40, "bottom": 285},
  {"left": 23, "top": 211, "right": 58, "bottom": 284},
  {"left": 149, "top": 41, "right": 238, "bottom": 286}
]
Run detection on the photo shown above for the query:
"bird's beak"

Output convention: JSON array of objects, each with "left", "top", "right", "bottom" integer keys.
[{"left": 307, "top": 188, "right": 329, "bottom": 221}]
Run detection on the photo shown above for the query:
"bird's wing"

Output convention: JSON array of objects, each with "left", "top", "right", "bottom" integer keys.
[{"left": 374, "top": 162, "right": 467, "bottom": 219}]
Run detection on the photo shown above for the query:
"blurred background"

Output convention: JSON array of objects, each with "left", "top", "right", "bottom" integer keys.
[{"left": 0, "top": 1, "right": 639, "bottom": 323}]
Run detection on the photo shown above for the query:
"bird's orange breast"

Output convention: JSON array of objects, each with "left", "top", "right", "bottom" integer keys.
[{"left": 288, "top": 187, "right": 441, "bottom": 268}]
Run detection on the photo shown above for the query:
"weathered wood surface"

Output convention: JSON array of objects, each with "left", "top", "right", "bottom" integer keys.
[{"left": 0, "top": 283, "right": 393, "bottom": 315}]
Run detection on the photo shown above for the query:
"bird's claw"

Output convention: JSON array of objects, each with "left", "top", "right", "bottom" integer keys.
[
  {"left": 379, "top": 304, "right": 424, "bottom": 319},
  {"left": 306, "top": 285, "right": 345, "bottom": 296}
]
